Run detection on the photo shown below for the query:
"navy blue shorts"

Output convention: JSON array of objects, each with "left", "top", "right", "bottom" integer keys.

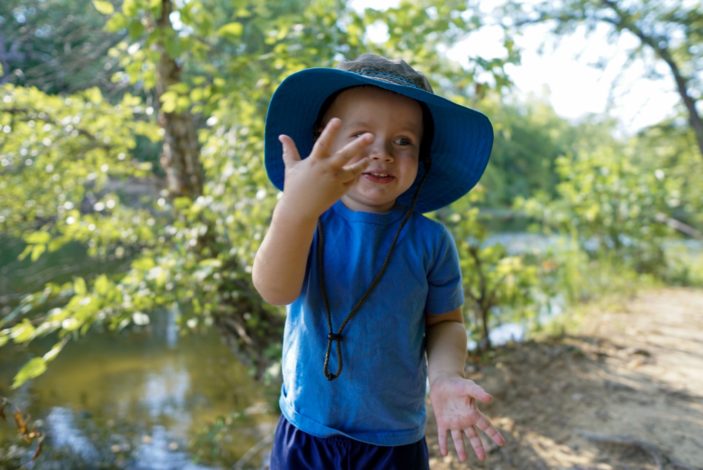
[{"left": 270, "top": 416, "right": 429, "bottom": 470}]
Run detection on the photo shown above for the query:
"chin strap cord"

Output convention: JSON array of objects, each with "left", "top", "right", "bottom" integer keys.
[{"left": 319, "top": 160, "right": 430, "bottom": 381}]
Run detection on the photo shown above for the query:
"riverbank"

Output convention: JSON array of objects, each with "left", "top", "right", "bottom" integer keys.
[{"left": 426, "top": 287, "right": 703, "bottom": 469}]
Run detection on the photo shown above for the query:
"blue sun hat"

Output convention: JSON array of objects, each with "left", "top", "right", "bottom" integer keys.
[{"left": 264, "top": 54, "right": 493, "bottom": 213}]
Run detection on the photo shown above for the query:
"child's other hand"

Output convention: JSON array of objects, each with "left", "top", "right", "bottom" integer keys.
[
  {"left": 278, "top": 118, "right": 371, "bottom": 220},
  {"left": 429, "top": 375, "right": 506, "bottom": 462}
]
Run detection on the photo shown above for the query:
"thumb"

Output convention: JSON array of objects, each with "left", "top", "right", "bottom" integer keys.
[
  {"left": 279, "top": 134, "right": 301, "bottom": 168},
  {"left": 462, "top": 379, "right": 493, "bottom": 404}
]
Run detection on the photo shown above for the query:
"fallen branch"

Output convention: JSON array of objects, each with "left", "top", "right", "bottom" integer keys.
[{"left": 655, "top": 213, "right": 703, "bottom": 240}]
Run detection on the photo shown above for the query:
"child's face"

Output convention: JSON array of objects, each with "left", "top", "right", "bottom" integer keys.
[{"left": 320, "top": 86, "right": 423, "bottom": 213}]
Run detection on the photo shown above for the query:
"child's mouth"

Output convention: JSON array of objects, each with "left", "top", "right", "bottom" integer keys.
[{"left": 362, "top": 172, "right": 395, "bottom": 183}]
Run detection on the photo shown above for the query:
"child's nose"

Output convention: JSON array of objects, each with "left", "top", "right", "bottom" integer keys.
[{"left": 368, "top": 140, "right": 393, "bottom": 162}]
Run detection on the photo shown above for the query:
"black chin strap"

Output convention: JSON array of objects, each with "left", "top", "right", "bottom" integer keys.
[{"left": 318, "top": 160, "right": 430, "bottom": 381}]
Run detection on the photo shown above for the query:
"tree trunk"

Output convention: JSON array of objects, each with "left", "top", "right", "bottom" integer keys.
[
  {"left": 155, "top": 0, "right": 203, "bottom": 198},
  {"left": 477, "top": 304, "right": 492, "bottom": 352},
  {"left": 652, "top": 45, "right": 703, "bottom": 159}
]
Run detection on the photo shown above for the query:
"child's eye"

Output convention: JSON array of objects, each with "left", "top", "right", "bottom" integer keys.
[{"left": 394, "top": 136, "right": 416, "bottom": 146}]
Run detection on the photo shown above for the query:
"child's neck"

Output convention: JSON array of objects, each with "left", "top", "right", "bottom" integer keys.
[{"left": 340, "top": 196, "right": 396, "bottom": 214}]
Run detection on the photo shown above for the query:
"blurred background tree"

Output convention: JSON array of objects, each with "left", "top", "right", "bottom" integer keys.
[
  {"left": 500, "top": 0, "right": 703, "bottom": 159},
  {"left": 0, "top": 0, "right": 123, "bottom": 94}
]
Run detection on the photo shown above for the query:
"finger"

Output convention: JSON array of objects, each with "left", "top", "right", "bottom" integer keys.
[
  {"left": 451, "top": 429, "right": 467, "bottom": 462},
  {"left": 465, "top": 426, "right": 486, "bottom": 461},
  {"left": 461, "top": 380, "right": 493, "bottom": 404},
  {"left": 328, "top": 132, "right": 373, "bottom": 168},
  {"left": 279, "top": 135, "right": 301, "bottom": 167},
  {"left": 339, "top": 157, "right": 370, "bottom": 184},
  {"left": 437, "top": 427, "right": 448, "bottom": 456},
  {"left": 310, "top": 118, "right": 342, "bottom": 159},
  {"left": 475, "top": 416, "right": 506, "bottom": 447}
]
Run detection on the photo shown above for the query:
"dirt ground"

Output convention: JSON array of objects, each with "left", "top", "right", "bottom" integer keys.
[{"left": 426, "top": 287, "right": 703, "bottom": 470}]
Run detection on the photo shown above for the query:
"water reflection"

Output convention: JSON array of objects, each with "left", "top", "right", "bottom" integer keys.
[
  {"left": 0, "top": 310, "right": 277, "bottom": 468},
  {"left": 132, "top": 425, "right": 211, "bottom": 470},
  {"left": 142, "top": 366, "right": 190, "bottom": 421},
  {"left": 46, "top": 407, "right": 100, "bottom": 462}
]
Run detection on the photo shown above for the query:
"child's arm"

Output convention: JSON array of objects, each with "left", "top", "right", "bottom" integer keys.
[
  {"left": 252, "top": 118, "right": 372, "bottom": 305},
  {"left": 426, "top": 311, "right": 506, "bottom": 462}
]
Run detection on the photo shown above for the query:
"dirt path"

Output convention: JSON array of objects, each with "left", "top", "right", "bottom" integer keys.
[{"left": 426, "top": 288, "right": 703, "bottom": 470}]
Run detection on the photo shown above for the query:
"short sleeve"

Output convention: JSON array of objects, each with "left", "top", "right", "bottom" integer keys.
[{"left": 425, "top": 225, "right": 464, "bottom": 315}]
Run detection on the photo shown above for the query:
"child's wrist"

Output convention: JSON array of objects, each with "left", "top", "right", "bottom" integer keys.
[
  {"left": 274, "top": 196, "right": 321, "bottom": 226},
  {"left": 429, "top": 370, "right": 465, "bottom": 388}
]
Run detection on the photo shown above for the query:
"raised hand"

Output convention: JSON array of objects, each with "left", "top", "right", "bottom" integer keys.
[
  {"left": 430, "top": 375, "right": 506, "bottom": 462},
  {"left": 277, "top": 118, "right": 372, "bottom": 220}
]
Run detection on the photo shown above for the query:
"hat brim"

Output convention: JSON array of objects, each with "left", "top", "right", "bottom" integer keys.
[{"left": 264, "top": 68, "right": 493, "bottom": 213}]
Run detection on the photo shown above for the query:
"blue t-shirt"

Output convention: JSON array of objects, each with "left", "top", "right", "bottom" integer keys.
[{"left": 279, "top": 200, "right": 464, "bottom": 446}]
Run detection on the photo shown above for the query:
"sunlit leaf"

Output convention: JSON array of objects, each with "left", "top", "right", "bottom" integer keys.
[
  {"left": 73, "top": 277, "right": 87, "bottom": 296},
  {"left": 94, "top": 274, "right": 111, "bottom": 295},
  {"left": 10, "top": 319, "right": 35, "bottom": 343},
  {"left": 218, "top": 22, "right": 244, "bottom": 38},
  {"left": 30, "top": 245, "right": 45, "bottom": 262},
  {"left": 42, "top": 339, "right": 68, "bottom": 362},
  {"left": 25, "top": 231, "right": 50, "bottom": 244},
  {"left": 12, "top": 358, "right": 47, "bottom": 389},
  {"left": 92, "top": 0, "right": 114, "bottom": 15},
  {"left": 161, "top": 90, "right": 178, "bottom": 113}
]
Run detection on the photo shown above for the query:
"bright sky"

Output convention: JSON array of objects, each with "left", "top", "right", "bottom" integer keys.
[{"left": 349, "top": 0, "right": 681, "bottom": 135}]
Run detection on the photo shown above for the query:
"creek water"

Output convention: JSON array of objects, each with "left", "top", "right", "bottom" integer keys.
[{"left": 0, "top": 309, "right": 278, "bottom": 469}]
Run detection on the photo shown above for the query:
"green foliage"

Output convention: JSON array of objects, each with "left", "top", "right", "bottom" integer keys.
[
  {"left": 0, "top": 85, "right": 158, "bottom": 268},
  {"left": 480, "top": 98, "right": 585, "bottom": 208},
  {"left": 442, "top": 188, "right": 539, "bottom": 350},
  {"left": 519, "top": 142, "right": 680, "bottom": 274},
  {"left": 0, "top": 0, "right": 120, "bottom": 94},
  {"left": 537, "top": 237, "right": 647, "bottom": 306},
  {"left": 633, "top": 119, "right": 703, "bottom": 229}
]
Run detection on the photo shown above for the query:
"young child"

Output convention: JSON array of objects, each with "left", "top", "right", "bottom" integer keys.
[{"left": 253, "top": 54, "right": 505, "bottom": 469}]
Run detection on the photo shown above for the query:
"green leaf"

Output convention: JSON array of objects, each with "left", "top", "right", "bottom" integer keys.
[
  {"left": 73, "top": 277, "right": 87, "bottom": 296},
  {"left": 30, "top": 244, "right": 46, "bottom": 262},
  {"left": 26, "top": 231, "right": 50, "bottom": 244},
  {"left": 93, "top": 0, "right": 114, "bottom": 15},
  {"left": 43, "top": 339, "right": 68, "bottom": 362},
  {"left": 12, "top": 357, "right": 47, "bottom": 389},
  {"left": 218, "top": 22, "right": 244, "bottom": 38},
  {"left": 11, "top": 319, "right": 35, "bottom": 343},
  {"left": 164, "top": 35, "right": 182, "bottom": 58},
  {"left": 105, "top": 12, "right": 128, "bottom": 31},
  {"left": 95, "top": 274, "right": 111, "bottom": 296},
  {"left": 18, "top": 245, "right": 32, "bottom": 261},
  {"left": 161, "top": 90, "right": 178, "bottom": 113},
  {"left": 149, "top": 0, "right": 162, "bottom": 16},
  {"left": 123, "top": 0, "right": 138, "bottom": 17},
  {"left": 127, "top": 19, "right": 145, "bottom": 39}
]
